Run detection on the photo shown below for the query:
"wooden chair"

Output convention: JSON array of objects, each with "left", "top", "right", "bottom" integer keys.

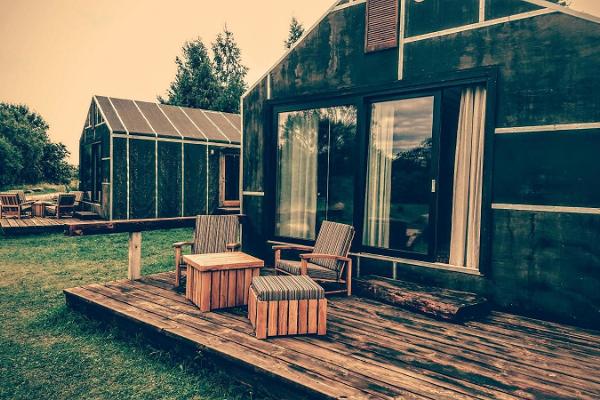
[
  {"left": 273, "top": 221, "right": 355, "bottom": 296},
  {"left": 45, "top": 194, "right": 76, "bottom": 218},
  {"left": 0, "top": 192, "right": 33, "bottom": 219},
  {"left": 71, "top": 191, "right": 84, "bottom": 210},
  {"left": 173, "top": 215, "right": 241, "bottom": 287}
]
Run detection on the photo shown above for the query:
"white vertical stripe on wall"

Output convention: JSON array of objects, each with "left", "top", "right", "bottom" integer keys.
[
  {"left": 106, "top": 97, "right": 129, "bottom": 220},
  {"left": 398, "top": 0, "right": 407, "bottom": 80}
]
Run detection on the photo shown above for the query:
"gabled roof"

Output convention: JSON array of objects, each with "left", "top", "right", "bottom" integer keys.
[
  {"left": 94, "top": 96, "right": 241, "bottom": 145},
  {"left": 243, "top": 0, "right": 600, "bottom": 99}
]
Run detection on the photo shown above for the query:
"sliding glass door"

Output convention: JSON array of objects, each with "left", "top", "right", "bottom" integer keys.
[
  {"left": 275, "top": 106, "right": 357, "bottom": 240},
  {"left": 271, "top": 83, "right": 487, "bottom": 270},
  {"left": 362, "top": 86, "right": 487, "bottom": 269},
  {"left": 363, "top": 95, "right": 437, "bottom": 258}
]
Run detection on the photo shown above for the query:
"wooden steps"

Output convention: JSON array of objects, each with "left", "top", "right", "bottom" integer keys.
[{"left": 354, "top": 276, "right": 489, "bottom": 322}]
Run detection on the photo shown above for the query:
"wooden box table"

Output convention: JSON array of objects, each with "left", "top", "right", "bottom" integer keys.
[
  {"left": 183, "top": 252, "right": 264, "bottom": 312},
  {"left": 32, "top": 201, "right": 51, "bottom": 217}
]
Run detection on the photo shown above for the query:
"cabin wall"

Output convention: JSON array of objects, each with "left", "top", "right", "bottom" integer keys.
[
  {"left": 109, "top": 136, "right": 237, "bottom": 220},
  {"left": 242, "top": 77, "right": 270, "bottom": 257},
  {"left": 79, "top": 123, "right": 110, "bottom": 218},
  {"left": 242, "top": 1, "right": 600, "bottom": 327}
]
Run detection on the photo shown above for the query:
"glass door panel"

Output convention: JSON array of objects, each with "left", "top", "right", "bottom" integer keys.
[
  {"left": 363, "top": 96, "right": 435, "bottom": 256},
  {"left": 275, "top": 106, "right": 357, "bottom": 240}
]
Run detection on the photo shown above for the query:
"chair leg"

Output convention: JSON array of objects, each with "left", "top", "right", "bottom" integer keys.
[
  {"left": 346, "top": 259, "right": 352, "bottom": 297},
  {"left": 174, "top": 247, "right": 182, "bottom": 287}
]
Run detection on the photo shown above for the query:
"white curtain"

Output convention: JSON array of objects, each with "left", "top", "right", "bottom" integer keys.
[
  {"left": 276, "top": 111, "right": 318, "bottom": 239},
  {"left": 363, "top": 103, "right": 395, "bottom": 248},
  {"left": 449, "top": 86, "right": 487, "bottom": 269}
]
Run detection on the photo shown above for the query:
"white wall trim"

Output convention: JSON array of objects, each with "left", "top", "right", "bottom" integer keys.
[
  {"left": 266, "top": 240, "right": 482, "bottom": 276},
  {"left": 479, "top": 0, "right": 486, "bottom": 22},
  {"left": 92, "top": 96, "right": 114, "bottom": 132},
  {"left": 492, "top": 203, "right": 600, "bottom": 215},
  {"left": 524, "top": 0, "right": 600, "bottom": 24},
  {"left": 495, "top": 122, "right": 600, "bottom": 134},
  {"left": 397, "top": 0, "right": 406, "bottom": 80},
  {"left": 242, "top": 191, "right": 265, "bottom": 197},
  {"left": 404, "top": 8, "right": 556, "bottom": 43},
  {"left": 107, "top": 97, "right": 130, "bottom": 220},
  {"left": 134, "top": 103, "right": 161, "bottom": 218},
  {"left": 111, "top": 133, "right": 239, "bottom": 148}
]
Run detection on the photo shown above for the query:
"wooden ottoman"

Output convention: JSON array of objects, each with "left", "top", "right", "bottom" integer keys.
[{"left": 248, "top": 275, "right": 327, "bottom": 339}]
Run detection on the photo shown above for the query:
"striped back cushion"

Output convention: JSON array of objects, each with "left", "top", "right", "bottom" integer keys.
[
  {"left": 193, "top": 215, "right": 240, "bottom": 254},
  {"left": 312, "top": 221, "right": 355, "bottom": 272},
  {"left": 58, "top": 194, "right": 76, "bottom": 206},
  {"left": 0, "top": 193, "right": 19, "bottom": 206}
]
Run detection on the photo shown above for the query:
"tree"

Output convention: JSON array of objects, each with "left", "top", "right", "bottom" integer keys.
[
  {"left": 211, "top": 26, "right": 248, "bottom": 113},
  {"left": 158, "top": 38, "right": 219, "bottom": 109},
  {"left": 284, "top": 17, "right": 305, "bottom": 49},
  {"left": 0, "top": 103, "right": 73, "bottom": 188},
  {"left": 40, "top": 142, "right": 73, "bottom": 184}
]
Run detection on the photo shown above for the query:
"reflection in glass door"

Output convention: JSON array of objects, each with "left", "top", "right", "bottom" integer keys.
[{"left": 363, "top": 96, "right": 436, "bottom": 256}]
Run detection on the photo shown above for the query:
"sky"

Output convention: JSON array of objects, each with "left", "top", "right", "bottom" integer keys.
[{"left": 1, "top": 0, "right": 599, "bottom": 164}]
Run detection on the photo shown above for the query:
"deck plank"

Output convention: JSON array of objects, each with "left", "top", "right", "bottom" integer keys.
[
  {"left": 67, "top": 285, "right": 391, "bottom": 400},
  {"left": 103, "top": 280, "right": 473, "bottom": 400},
  {"left": 64, "top": 272, "right": 600, "bottom": 400},
  {"left": 329, "top": 300, "right": 600, "bottom": 397}
]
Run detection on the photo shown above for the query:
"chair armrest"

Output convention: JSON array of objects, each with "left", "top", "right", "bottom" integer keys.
[
  {"left": 272, "top": 244, "right": 314, "bottom": 252},
  {"left": 226, "top": 242, "right": 241, "bottom": 251},
  {"left": 173, "top": 241, "right": 194, "bottom": 248},
  {"left": 300, "top": 253, "right": 352, "bottom": 262}
]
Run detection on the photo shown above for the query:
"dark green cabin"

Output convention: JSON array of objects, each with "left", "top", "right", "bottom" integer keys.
[
  {"left": 241, "top": 0, "right": 600, "bottom": 327},
  {"left": 79, "top": 96, "right": 241, "bottom": 220}
]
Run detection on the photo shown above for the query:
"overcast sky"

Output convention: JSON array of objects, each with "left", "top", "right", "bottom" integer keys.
[{"left": 1, "top": 0, "right": 599, "bottom": 164}]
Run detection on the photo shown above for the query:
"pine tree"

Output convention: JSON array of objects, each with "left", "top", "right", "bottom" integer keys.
[
  {"left": 211, "top": 26, "right": 248, "bottom": 113},
  {"left": 158, "top": 38, "right": 219, "bottom": 109},
  {"left": 284, "top": 17, "right": 305, "bottom": 49}
]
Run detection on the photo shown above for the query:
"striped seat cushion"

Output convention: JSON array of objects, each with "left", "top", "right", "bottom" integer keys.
[
  {"left": 251, "top": 275, "right": 324, "bottom": 301},
  {"left": 277, "top": 259, "right": 339, "bottom": 281},
  {"left": 311, "top": 221, "right": 355, "bottom": 273}
]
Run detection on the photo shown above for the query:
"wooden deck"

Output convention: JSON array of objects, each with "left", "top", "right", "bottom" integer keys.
[
  {"left": 0, "top": 216, "right": 105, "bottom": 236},
  {"left": 0, "top": 215, "right": 200, "bottom": 236},
  {"left": 64, "top": 272, "right": 600, "bottom": 400}
]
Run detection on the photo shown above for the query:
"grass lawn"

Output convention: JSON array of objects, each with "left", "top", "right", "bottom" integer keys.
[{"left": 0, "top": 229, "right": 261, "bottom": 400}]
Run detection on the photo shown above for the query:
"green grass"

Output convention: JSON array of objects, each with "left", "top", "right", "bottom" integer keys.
[
  {"left": 0, "top": 229, "right": 259, "bottom": 400},
  {"left": 3, "top": 180, "right": 79, "bottom": 195}
]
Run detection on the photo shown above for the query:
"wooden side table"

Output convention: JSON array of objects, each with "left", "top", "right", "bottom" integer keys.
[
  {"left": 183, "top": 252, "right": 264, "bottom": 312},
  {"left": 32, "top": 202, "right": 50, "bottom": 217}
]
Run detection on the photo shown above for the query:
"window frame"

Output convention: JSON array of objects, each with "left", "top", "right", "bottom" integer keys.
[
  {"left": 263, "top": 67, "right": 498, "bottom": 273},
  {"left": 361, "top": 90, "right": 442, "bottom": 262},
  {"left": 269, "top": 98, "right": 361, "bottom": 246},
  {"left": 219, "top": 150, "right": 241, "bottom": 208}
]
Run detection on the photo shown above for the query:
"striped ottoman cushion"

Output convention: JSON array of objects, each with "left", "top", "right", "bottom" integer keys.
[{"left": 251, "top": 275, "right": 325, "bottom": 302}]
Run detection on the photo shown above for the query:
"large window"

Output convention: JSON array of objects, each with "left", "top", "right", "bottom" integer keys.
[
  {"left": 363, "top": 96, "right": 435, "bottom": 255},
  {"left": 363, "top": 86, "right": 487, "bottom": 269},
  {"left": 275, "top": 106, "right": 357, "bottom": 240}
]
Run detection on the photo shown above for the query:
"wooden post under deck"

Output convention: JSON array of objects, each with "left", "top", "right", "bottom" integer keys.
[{"left": 128, "top": 231, "right": 142, "bottom": 280}]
